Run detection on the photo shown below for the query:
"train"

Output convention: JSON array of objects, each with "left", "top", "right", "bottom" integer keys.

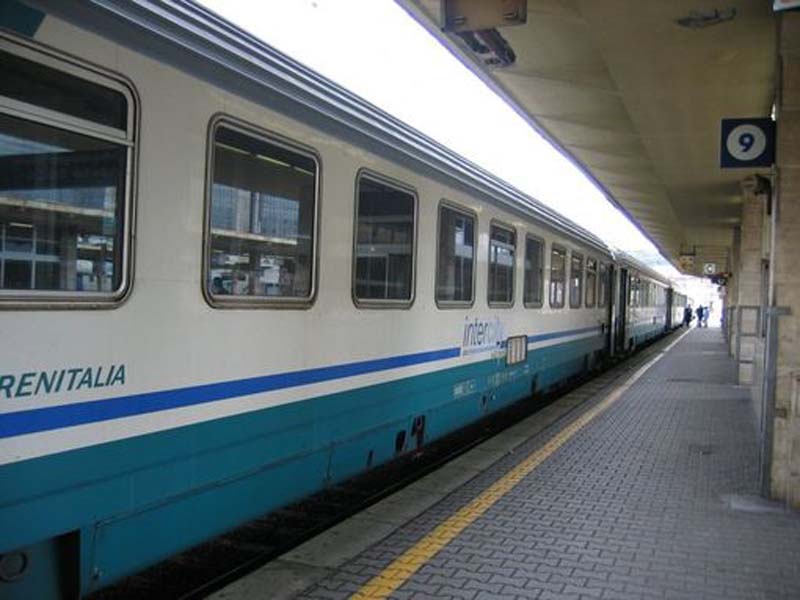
[{"left": 0, "top": 2, "right": 687, "bottom": 598}]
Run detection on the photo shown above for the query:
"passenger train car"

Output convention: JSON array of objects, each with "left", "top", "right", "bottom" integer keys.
[{"left": 0, "top": 2, "right": 683, "bottom": 597}]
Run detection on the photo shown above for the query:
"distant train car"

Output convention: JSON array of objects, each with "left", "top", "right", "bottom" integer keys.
[
  {"left": 669, "top": 288, "right": 689, "bottom": 329},
  {"left": 0, "top": 3, "right": 680, "bottom": 598},
  {"left": 612, "top": 254, "right": 676, "bottom": 352}
]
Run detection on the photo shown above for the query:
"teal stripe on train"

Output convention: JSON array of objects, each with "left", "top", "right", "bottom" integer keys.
[
  {"left": 0, "top": 334, "right": 603, "bottom": 597},
  {"left": 631, "top": 320, "right": 665, "bottom": 345}
]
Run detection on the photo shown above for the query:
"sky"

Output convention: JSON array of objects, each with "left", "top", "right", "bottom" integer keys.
[{"left": 198, "top": 0, "right": 683, "bottom": 279}]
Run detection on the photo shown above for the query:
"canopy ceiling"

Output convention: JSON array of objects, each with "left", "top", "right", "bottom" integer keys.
[{"left": 398, "top": 0, "right": 776, "bottom": 273}]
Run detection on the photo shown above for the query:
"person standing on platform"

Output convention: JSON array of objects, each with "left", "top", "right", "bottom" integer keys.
[
  {"left": 683, "top": 305, "right": 693, "bottom": 327},
  {"left": 696, "top": 305, "right": 705, "bottom": 327}
]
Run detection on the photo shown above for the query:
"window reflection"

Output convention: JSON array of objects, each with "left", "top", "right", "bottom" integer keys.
[
  {"left": 524, "top": 236, "right": 543, "bottom": 306},
  {"left": 354, "top": 176, "right": 415, "bottom": 302},
  {"left": 0, "top": 114, "right": 125, "bottom": 293},
  {"left": 208, "top": 125, "right": 316, "bottom": 301},
  {"left": 549, "top": 246, "right": 566, "bottom": 308},
  {"left": 488, "top": 224, "right": 515, "bottom": 305},
  {"left": 598, "top": 262, "right": 609, "bottom": 307},
  {"left": 437, "top": 205, "right": 474, "bottom": 303},
  {"left": 585, "top": 258, "right": 597, "bottom": 307},
  {"left": 569, "top": 252, "right": 583, "bottom": 308}
]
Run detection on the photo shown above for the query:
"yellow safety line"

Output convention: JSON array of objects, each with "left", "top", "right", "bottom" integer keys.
[{"left": 352, "top": 329, "right": 690, "bottom": 600}]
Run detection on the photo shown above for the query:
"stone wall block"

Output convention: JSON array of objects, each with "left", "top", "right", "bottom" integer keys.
[
  {"left": 777, "top": 111, "right": 800, "bottom": 168},
  {"left": 781, "top": 12, "right": 800, "bottom": 54},
  {"left": 784, "top": 55, "right": 800, "bottom": 110}
]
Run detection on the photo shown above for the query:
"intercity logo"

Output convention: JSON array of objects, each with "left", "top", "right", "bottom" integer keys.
[{"left": 461, "top": 316, "right": 506, "bottom": 356}]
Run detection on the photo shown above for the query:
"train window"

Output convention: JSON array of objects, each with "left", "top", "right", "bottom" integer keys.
[
  {"left": 488, "top": 222, "right": 515, "bottom": 306},
  {"left": 523, "top": 235, "right": 544, "bottom": 308},
  {"left": 436, "top": 202, "right": 475, "bottom": 306},
  {"left": 549, "top": 245, "right": 566, "bottom": 308},
  {"left": 598, "top": 262, "right": 608, "bottom": 308},
  {"left": 1, "top": 49, "right": 128, "bottom": 131},
  {"left": 585, "top": 258, "right": 597, "bottom": 308},
  {"left": 206, "top": 120, "right": 318, "bottom": 305},
  {"left": 569, "top": 252, "right": 583, "bottom": 309},
  {"left": 0, "top": 44, "right": 134, "bottom": 305},
  {"left": 353, "top": 172, "right": 416, "bottom": 306}
]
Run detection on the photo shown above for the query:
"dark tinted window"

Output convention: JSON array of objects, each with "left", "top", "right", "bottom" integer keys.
[
  {"left": 523, "top": 236, "right": 544, "bottom": 306},
  {"left": 208, "top": 125, "right": 317, "bottom": 301},
  {"left": 436, "top": 204, "right": 474, "bottom": 304},
  {"left": 0, "top": 50, "right": 127, "bottom": 130},
  {"left": 354, "top": 175, "right": 415, "bottom": 303},
  {"left": 0, "top": 113, "right": 126, "bottom": 293},
  {"left": 488, "top": 224, "right": 515, "bottom": 305},
  {"left": 569, "top": 252, "right": 583, "bottom": 308},
  {"left": 585, "top": 258, "right": 597, "bottom": 307},
  {"left": 549, "top": 245, "right": 566, "bottom": 308},
  {"left": 598, "top": 262, "right": 609, "bottom": 307}
]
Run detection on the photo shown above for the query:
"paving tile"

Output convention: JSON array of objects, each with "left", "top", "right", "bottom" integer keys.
[{"left": 265, "top": 331, "right": 800, "bottom": 599}]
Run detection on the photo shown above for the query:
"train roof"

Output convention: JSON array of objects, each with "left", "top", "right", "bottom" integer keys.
[
  {"left": 25, "top": 0, "right": 613, "bottom": 256},
  {"left": 613, "top": 251, "right": 673, "bottom": 287}
]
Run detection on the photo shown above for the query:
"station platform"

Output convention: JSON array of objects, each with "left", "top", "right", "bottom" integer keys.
[{"left": 212, "top": 328, "right": 800, "bottom": 600}]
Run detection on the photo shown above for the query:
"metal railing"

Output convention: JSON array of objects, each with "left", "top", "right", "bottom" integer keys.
[{"left": 734, "top": 305, "right": 761, "bottom": 385}]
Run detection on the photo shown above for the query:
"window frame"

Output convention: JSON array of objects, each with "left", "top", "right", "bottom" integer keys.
[
  {"left": 487, "top": 219, "right": 517, "bottom": 309},
  {"left": 523, "top": 233, "right": 545, "bottom": 309},
  {"left": 435, "top": 199, "right": 477, "bottom": 309},
  {"left": 569, "top": 250, "right": 584, "bottom": 309},
  {"left": 203, "top": 113, "right": 321, "bottom": 309},
  {"left": 598, "top": 261, "right": 608, "bottom": 308},
  {"left": 351, "top": 168, "right": 418, "bottom": 309},
  {"left": 549, "top": 243, "right": 567, "bottom": 309},
  {"left": 585, "top": 257, "right": 597, "bottom": 308},
  {"left": 0, "top": 33, "right": 138, "bottom": 309},
  {"left": 630, "top": 274, "right": 639, "bottom": 307}
]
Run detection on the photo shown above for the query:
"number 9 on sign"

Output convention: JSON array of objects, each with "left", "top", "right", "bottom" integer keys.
[{"left": 726, "top": 124, "right": 767, "bottom": 162}]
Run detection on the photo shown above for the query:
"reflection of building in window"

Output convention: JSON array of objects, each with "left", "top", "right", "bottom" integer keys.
[
  {"left": 437, "top": 205, "right": 474, "bottom": 303},
  {"left": 569, "top": 252, "right": 583, "bottom": 308},
  {"left": 208, "top": 124, "right": 316, "bottom": 301},
  {"left": 598, "top": 262, "right": 609, "bottom": 307},
  {"left": 585, "top": 258, "right": 597, "bottom": 307},
  {"left": 488, "top": 224, "right": 515, "bottom": 305},
  {"left": 524, "top": 236, "right": 543, "bottom": 306},
  {"left": 354, "top": 176, "right": 415, "bottom": 303},
  {"left": 550, "top": 246, "right": 566, "bottom": 308},
  {"left": 0, "top": 112, "right": 126, "bottom": 295}
]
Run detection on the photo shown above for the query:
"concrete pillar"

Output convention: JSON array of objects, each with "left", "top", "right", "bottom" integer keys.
[{"left": 770, "top": 11, "right": 800, "bottom": 507}]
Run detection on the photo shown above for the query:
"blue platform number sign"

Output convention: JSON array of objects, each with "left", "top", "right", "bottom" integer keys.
[{"left": 720, "top": 118, "right": 775, "bottom": 168}]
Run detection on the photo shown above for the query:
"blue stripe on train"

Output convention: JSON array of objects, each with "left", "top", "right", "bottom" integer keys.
[
  {"left": 0, "top": 325, "right": 600, "bottom": 439},
  {"left": 0, "top": 330, "right": 605, "bottom": 596}
]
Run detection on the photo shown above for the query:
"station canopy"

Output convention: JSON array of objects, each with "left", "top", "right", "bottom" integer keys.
[{"left": 397, "top": 0, "right": 776, "bottom": 275}]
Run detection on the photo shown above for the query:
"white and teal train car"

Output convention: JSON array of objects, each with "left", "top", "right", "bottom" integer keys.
[
  {"left": 0, "top": 2, "right": 676, "bottom": 597},
  {"left": 612, "top": 253, "right": 677, "bottom": 352}
]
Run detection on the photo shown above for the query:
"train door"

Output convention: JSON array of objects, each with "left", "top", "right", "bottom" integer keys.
[
  {"left": 666, "top": 288, "right": 674, "bottom": 330},
  {"left": 615, "top": 268, "right": 628, "bottom": 354},
  {"left": 606, "top": 264, "right": 615, "bottom": 355}
]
